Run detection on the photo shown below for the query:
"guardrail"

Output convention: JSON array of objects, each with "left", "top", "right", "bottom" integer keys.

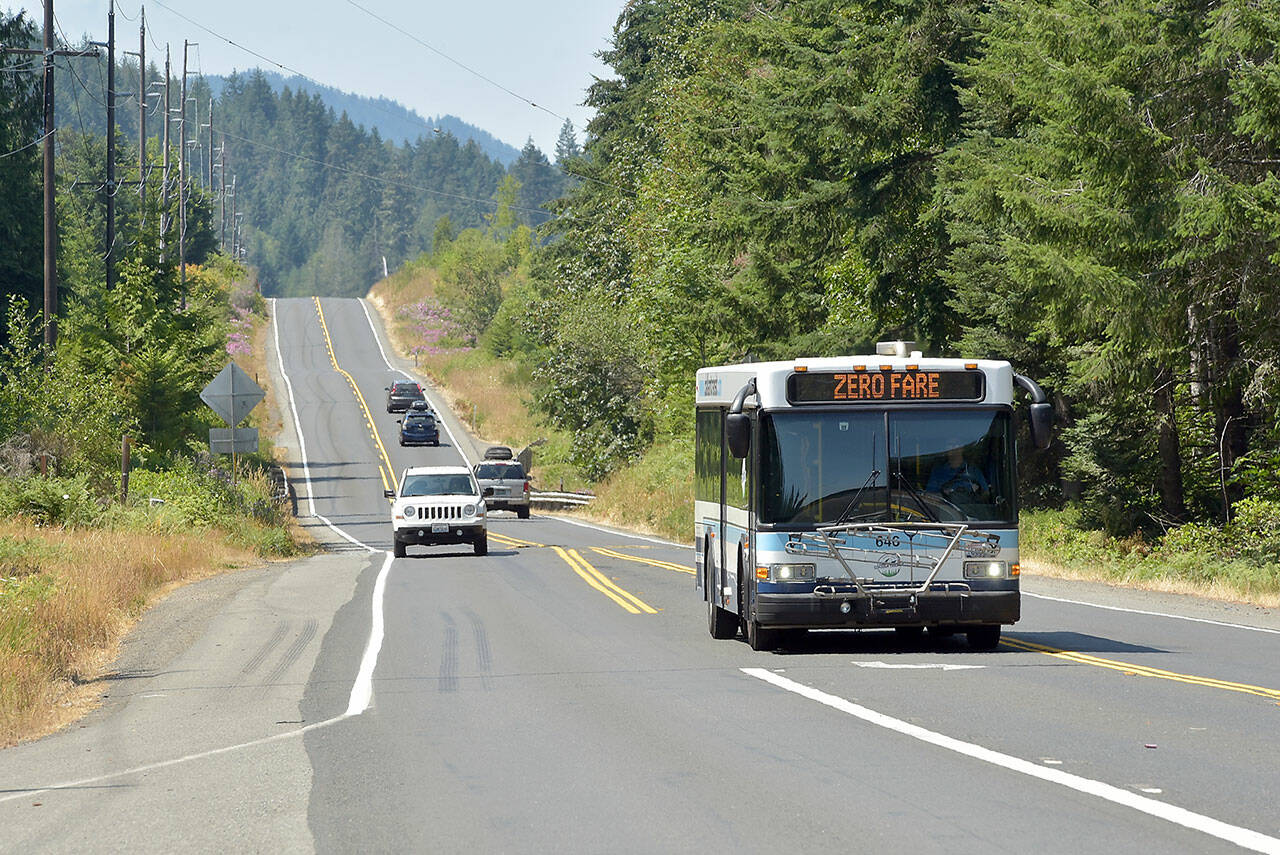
[{"left": 529, "top": 490, "right": 595, "bottom": 507}]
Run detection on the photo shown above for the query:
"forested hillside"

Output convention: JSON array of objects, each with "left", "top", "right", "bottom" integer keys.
[
  {"left": 45, "top": 37, "right": 571, "bottom": 297},
  {"left": 509, "top": 0, "right": 1280, "bottom": 539},
  {"left": 204, "top": 71, "right": 520, "bottom": 164}
]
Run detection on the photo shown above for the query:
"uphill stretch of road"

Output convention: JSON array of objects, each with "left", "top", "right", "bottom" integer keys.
[{"left": 2, "top": 297, "right": 1279, "bottom": 854}]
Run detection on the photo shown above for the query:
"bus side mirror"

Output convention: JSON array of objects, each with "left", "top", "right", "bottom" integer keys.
[
  {"left": 726, "top": 413, "right": 751, "bottom": 458},
  {"left": 1029, "top": 402, "right": 1053, "bottom": 450}
]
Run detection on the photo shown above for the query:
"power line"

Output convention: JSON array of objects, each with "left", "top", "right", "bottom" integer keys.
[
  {"left": 0, "top": 127, "right": 55, "bottom": 160},
  {"left": 150, "top": 0, "right": 315, "bottom": 82},
  {"left": 145, "top": 0, "right": 466, "bottom": 151},
  {"left": 342, "top": 0, "right": 565, "bottom": 123}
]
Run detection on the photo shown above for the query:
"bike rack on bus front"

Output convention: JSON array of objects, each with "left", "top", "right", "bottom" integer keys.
[{"left": 783, "top": 522, "right": 1002, "bottom": 616}]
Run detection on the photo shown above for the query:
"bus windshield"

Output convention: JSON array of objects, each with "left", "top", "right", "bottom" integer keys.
[{"left": 759, "top": 410, "right": 1014, "bottom": 525}]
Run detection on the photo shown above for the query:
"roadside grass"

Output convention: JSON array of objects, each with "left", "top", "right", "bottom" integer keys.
[
  {"left": 0, "top": 282, "right": 309, "bottom": 746},
  {"left": 1020, "top": 507, "right": 1280, "bottom": 607},
  {"left": 576, "top": 437, "right": 692, "bottom": 543},
  {"left": 0, "top": 520, "right": 262, "bottom": 746},
  {"left": 368, "top": 274, "right": 585, "bottom": 491}
]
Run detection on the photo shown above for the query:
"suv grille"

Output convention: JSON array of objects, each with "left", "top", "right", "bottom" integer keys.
[{"left": 407, "top": 505, "right": 466, "bottom": 520}]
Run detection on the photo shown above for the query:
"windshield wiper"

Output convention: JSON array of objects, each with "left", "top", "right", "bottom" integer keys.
[
  {"left": 889, "top": 434, "right": 939, "bottom": 523},
  {"left": 833, "top": 433, "right": 882, "bottom": 526},
  {"left": 893, "top": 468, "right": 939, "bottom": 523},
  {"left": 831, "top": 468, "right": 882, "bottom": 526}
]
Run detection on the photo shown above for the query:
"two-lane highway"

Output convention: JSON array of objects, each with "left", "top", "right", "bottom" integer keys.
[{"left": 1, "top": 296, "right": 1278, "bottom": 853}]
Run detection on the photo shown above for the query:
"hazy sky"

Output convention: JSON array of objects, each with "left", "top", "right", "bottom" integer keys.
[{"left": 4, "top": 0, "right": 623, "bottom": 155}]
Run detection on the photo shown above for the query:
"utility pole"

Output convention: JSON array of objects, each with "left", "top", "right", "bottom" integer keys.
[
  {"left": 229, "top": 175, "right": 237, "bottom": 256},
  {"left": 122, "top": 10, "right": 146, "bottom": 230},
  {"left": 160, "top": 45, "right": 170, "bottom": 262},
  {"left": 104, "top": 0, "right": 116, "bottom": 291},
  {"left": 207, "top": 99, "right": 214, "bottom": 189},
  {"left": 137, "top": 8, "right": 145, "bottom": 218},
  {"left": 1, "top": 2, "right": 99, "bottom": 348},
  {"left": 219, "top": 149, "right": 227, "bottom": 251},
  {"left": 41, "top": 1, "right": 56, "bottom": 345},
  {"left": 179, "top": 39, "right": 189, "bottom": 304}
]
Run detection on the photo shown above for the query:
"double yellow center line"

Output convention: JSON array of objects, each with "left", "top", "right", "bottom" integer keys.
[
  {"left": 552, "top": 546, "right": 658, "bottom": 614},
  {"left": 313, "top": 297, "right": 396, "bottom": 495},
  {"left": 1002, "top": 637, "right": 1280, "bottom": 702},
  {"left": 486, "top": 533, "right": 660, "bottom": 614}
]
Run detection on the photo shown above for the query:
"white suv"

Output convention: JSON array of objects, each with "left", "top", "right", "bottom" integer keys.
[{"left": 386, "top": 465, "right": 489, "bottom": 558}]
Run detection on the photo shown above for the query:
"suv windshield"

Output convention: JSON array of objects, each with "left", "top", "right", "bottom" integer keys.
[
  {"left": 401, "top": 474, "right": 474, "bottom": 496},
  {"left": 475, "top": 463, "right": 525, "bottom": 480},
  {"left": 392, "top": 383, "right": 420, "bottom": 394},
  {"left": 759, "top": 410, "right": 1014, "bottom": 525},
  {"left": 404, "top": 413, "right": 435, "bottom": 425}
]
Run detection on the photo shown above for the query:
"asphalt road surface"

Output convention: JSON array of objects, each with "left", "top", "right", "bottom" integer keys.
[{"left": 2, "top": 297, "right": 1279, "bottom": 853}]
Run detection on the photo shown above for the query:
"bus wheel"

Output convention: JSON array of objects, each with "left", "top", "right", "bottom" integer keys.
[
  {"left": 746, "top": 616, "right": 778, "bottom": 651},
  {"left": 967, "top": 624, "right": 1001, "bottom": 650},
  {"left": 707, "top": 565, "right": 738, "bottom": 640}
]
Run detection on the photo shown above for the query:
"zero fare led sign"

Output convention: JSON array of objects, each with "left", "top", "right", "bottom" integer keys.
[{"left": 787, "top": 370, "right": 985, "bottom": 404}]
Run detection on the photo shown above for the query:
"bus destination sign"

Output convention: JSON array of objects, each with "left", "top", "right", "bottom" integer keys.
[{"left": 788, "top": 370, "right": 985, "bottom": 404}]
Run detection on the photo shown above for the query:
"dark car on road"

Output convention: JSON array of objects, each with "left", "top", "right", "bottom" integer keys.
[
  {"left": 386, "top": 380, "right": 426, "bottom": 413},
  {"left": 473, "top": 460, "right": 530, "bottom": 518},
  {"left": 398, "top": 410, "right": 440, "bottom": 446}
]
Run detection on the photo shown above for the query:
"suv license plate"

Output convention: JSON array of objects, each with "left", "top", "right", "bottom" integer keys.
[{"left": 431, "top": 523, "right": 448, "bottom": 533}]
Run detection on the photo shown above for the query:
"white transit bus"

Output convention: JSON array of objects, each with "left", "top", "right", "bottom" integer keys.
[{"left": 695, "top": 342, "right": 1052, "bottom": 651}]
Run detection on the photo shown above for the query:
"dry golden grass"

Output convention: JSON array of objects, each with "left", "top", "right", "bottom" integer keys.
[
  {"left": 0, "top": 294, "right": 308, "bottom": 747},
  {"left": 244, "top": 312, "right": 284, "bottom": 444},
  {"left": 0, "top": 521, "right": 260, "bottom": 746}
]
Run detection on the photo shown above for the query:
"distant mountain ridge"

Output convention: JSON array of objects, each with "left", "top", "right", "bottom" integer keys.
[{"left": 204, "top": 70, "right": 522, "bottom": 165}]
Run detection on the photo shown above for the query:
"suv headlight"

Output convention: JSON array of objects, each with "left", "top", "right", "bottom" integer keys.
[
  {"left": 464, "top": 503, "right": 477, "bottom": 517},
  {"left": 765, "top": 563, "right": 816, "bottom": 582}
]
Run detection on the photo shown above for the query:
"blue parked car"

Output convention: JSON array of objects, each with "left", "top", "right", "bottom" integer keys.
[{"left": 398, "top": 410, "right": 440, "bottom": 446}]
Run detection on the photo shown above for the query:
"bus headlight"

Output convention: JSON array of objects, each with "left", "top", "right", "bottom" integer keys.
[
  {"left": 964, "top": 561, "right": 1008, "bottom": 579},
  {"left": 767, "top": 563, "right": 816, "bottom": 582}
]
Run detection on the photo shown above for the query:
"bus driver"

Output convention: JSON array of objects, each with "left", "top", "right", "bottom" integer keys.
[{"left": 926, "top": 446, "right": 989, "bottom": 499}]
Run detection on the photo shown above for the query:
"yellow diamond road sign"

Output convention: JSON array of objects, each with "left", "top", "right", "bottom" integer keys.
[{"left": 200, "top": 363, "right": 265, "bottom": 427}]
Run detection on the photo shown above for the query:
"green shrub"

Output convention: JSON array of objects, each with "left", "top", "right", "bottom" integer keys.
[{"left": 0, "top": 476, "right": 102, "bottom": 527}]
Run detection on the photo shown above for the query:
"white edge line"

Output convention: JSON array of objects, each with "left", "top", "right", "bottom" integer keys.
[
  {"left": 358, "top": 297, "right": 398, "bottom": 373},
  {"left": 3, "top": 302, "right": 400, "bottom": 801},
  {"left": 357, "top": 297, "right": 472, "bottom": 467},
  {"left": 346, "top": 550, "right": 393, "bottom": 715},
  {"left": 549, "top": 514, "right": 693, "bottom": 549},
  {"left": 741, "top": 668, "right": 1280, "bottom": 855},
  {"left": 275, "top": 298, "right": 390, "bottom": 714},
  {"left": 271, "top": 299, "right": 316, "bottom": 518},
  {"left": 0, "top": 716, "right": 348, "bottom": 804},
  {"left": 1024, "top": 592, "right": 1280, "bottom": 635}
]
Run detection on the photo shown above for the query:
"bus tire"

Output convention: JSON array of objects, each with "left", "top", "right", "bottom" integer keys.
[
  {"left": 967, "top": 624, "right": 1001, "bottom": 650},
  {"left": 746, "top": 616, "right": 777, "bottom": 652},
  {"left": 706, "top": 560, "right": 737, "bottom": 640}
]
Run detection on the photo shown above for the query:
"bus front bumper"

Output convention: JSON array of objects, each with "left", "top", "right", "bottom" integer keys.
[{"left": 755, "top": 589, "right": 1019, "bottom": 628}]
